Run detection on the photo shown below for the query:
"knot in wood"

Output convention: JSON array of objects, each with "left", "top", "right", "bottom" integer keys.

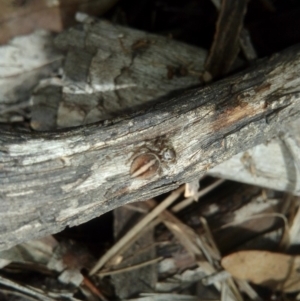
[{"left": 130, "top": 153, "right": 160, "bottom": 179}]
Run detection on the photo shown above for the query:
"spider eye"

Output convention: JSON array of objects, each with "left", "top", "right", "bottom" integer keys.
[{"left": 162, "top": 148, "right": 176, "bottom": 161}]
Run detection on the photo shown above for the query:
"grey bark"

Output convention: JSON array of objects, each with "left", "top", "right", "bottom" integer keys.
[
  {"left": 0, "top": 30, "right": 63, "bottom": 122},
  {"left": 0, "top": 42, "right": 300, "bottom": 251},
  {"left": 53, "top": 19, "right": 207, "bottom": 127},
  {"left": 7, "top": 22, "right": 295, "bottom": 196}
]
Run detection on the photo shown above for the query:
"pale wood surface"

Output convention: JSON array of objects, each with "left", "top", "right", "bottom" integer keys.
[
  {"left": 209, "top": 119, "right": 300, "bottom": 196},
  {"left": 1, "top": 20, "right": 300, "bottom": 251}
]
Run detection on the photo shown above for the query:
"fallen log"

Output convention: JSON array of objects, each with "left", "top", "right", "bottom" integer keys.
[{"left": 0, "top": 40, "right": 300, "bottom": 251}]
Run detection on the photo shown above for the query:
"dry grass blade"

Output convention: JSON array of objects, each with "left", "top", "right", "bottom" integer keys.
[
  {"left": 126, "top": 293, "right": 201, "bottom": 301},
  {"left": 0, "top": 289, "right": 40, "bottom": 301},
  {"left": 158, "top": 210, "right": 232, "bottom": 293},
  {"left": 197, "top": 217, "right": 221, "bottom": 262},
  {"left": 107, "top": 180, "right": 225, "bottom": 265},
  {"left": 199, "top": 217, "right": 221, "bottom": 261},
  {"left": 98, "top": 257, "right": 163, "bottom": 277},
  {"left": 82, "top": 276, "right": 108, "bottom": 301},
  {"left": 217, "top": 212, "right": 290, "bottom": 249},
  {"left": 202, "top": 270, "right": 230, "bottom": 286},
  {"left": 89, "top": 186, "right": 184, "bottom": 275},
  {"left": 92, "top": 179, "right": 229, "bottom": 295},
  {"left": 104, "top": 217, "right": 162, "bottom": 267},
  {"left": 163, "top": 218, "right": 204, "bottom": 260},
  {"left": 288, "top": 200, "right": 300, "bottom": 247},
  {"left": 226, "top": 278, "right": 244, "bottom": 301},
  {"left": 197, "top": 218, "right": 243, "bottom": 301},
  {"left": 0, "top": 275, "right": 57, "bottom": 301},
  {"left": 234, "top": 279, "right": 263, "bottom": 301},
  {"left": 172, "top": 179, "right": 225, "bottom": 212}
]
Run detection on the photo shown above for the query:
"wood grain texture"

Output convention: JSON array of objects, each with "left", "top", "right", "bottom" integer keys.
[
  {"left": 0, "top": 44, "right": 300, "bottom": 251},
  {"left": 205, "top": 0, "right": 248, "bottom": 77},
  {"left": 54, "top": 20, "right": 206, "bottom": 127},
  {"left": 23, "top": 21, "right": 298, "bottom": 195},
  {"left": 209, "top": 119, "right": 300, "bottom": 196}
]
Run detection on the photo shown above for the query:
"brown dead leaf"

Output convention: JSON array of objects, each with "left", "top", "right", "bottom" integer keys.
[
  {"left": 221, "top": 250, "right": 300, "bottom": 292},
  {"left": 0, "top": 0, "right": 119, "bottom": 44}
]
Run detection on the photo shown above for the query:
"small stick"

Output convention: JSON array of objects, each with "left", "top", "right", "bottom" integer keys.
[
  {"left": 89, "top": 186, "right": 184, "bottom": 275},
  {"left": 97, "top": 257, "right": 163, "bottom": 277}
]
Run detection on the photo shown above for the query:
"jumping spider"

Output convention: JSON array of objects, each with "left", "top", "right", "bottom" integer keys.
[{"left": 130, "top": 137, "right": 176, "bottom": 179}]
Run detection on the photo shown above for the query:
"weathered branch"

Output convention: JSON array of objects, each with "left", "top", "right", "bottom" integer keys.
[{"left": 0, "top": 44, "right": 300, "bottom": 251}]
